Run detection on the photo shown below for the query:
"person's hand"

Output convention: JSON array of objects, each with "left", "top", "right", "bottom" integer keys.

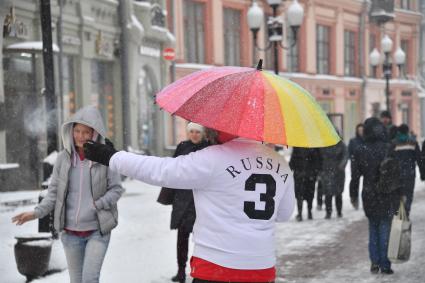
[
  {"left": 84, "top": 139, "right": 117, "bottom": 166},
  {"left": 12, "top": 212, "right": 36, "bottom": 225}
]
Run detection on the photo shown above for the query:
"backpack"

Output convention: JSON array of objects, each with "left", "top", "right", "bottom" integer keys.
[{"left": 377, "top": 155, "right": 400, "bottom": 194}]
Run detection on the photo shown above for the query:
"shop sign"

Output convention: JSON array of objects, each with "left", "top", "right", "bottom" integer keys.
[
  {"left": 62, "top": 35, "right": 81, "bottom": 46},
  {"left": 95, "top": 31, "right": 113, "bottom": 58},
  {"left": 3, "top": 6, "right": 29, "bottom": 39},
  {"left": 140, "top": 46, "right": 160, "bottom": 58}
]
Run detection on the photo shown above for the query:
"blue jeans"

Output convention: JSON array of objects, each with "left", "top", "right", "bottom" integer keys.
[
  {"left": 61, "top": 230, "right": 111, "bottom": 283},
  {"left": 368, "top": 217, "right": 391, "bottom": 271}
]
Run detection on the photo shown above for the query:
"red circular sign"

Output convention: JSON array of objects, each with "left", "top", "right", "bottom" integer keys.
[{"left": 163, "top": 47, "right": 176, "bottom": 61}]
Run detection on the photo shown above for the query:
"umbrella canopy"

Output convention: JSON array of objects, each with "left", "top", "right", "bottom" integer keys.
[{"left": 156, "top": 60, "right": 340, "bottom": 148}]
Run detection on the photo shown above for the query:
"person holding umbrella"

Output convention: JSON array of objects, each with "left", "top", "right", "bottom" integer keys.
[{"left": 84, "top": 61, "right": 340, "bottom": 283}]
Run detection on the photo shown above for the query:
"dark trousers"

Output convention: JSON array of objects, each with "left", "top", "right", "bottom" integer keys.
[
  {"left": 177, "top": 228, "right": 190, "bottom": 269},
  {"left": 400, "top": 177, "right": 415, "bottom": 216},
  {"left": 193, "top": 280, "right": 274, "bottom": 283},
  {"left": 294, "top": 175, "right": 315, "bottom": 214},
  {"left": 325, "top": 194, "right": 342, "bottom": 214},
  {"left": 317, "top": 180, "right": 323, "bottom": 207},
  {"left": 368, "top": 217, "right": 391, "bottom": 271}
]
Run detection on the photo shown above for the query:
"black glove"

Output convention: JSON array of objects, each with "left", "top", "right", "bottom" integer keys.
[{"left": 83, "top": 139, "right": 117, "bottom": 166}]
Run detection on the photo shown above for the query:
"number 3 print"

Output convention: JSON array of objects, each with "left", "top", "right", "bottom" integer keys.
[{"left": 244, "top": 174, "right": 276, "bottom": 220}]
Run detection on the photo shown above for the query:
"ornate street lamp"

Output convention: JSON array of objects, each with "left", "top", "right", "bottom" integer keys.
[
  {"left": 369, "top": 34, "right": 406, "bottom": 112},
  {"left": 247, "top": 0, "right": 304, "bottom": 74}
]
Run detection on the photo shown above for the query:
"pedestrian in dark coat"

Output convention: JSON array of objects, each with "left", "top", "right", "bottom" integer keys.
[
  {"left": 348, "top": 124, "right": 364, "bottom": 209},
  {"left": 157, "top": 122, "right": 209, "bottom": 283},
  {"left": 350, "top": 117, "right": 401, "bottom": 275},
  {"left": 320, "top": 139, "right": 348, "bottom": 219},
  {"left": 289, "top": 147, "right": 322, "bottom": 221},
  {"left": 392, "top": 124, "right": 423, "bottom": 215}
]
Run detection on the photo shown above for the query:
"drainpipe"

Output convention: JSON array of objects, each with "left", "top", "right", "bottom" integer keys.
[
  {"left": 40, "top": 0, "right": 58, "bottom": 154},
  {"left": 359, "top": 0, "right": 369, "bottom": 121},
  {"left": 118, "top": 0, "right": 131, "bottom": 150},
  {"left": 57, "top": 0, "right": 64, "bottom": 151}
]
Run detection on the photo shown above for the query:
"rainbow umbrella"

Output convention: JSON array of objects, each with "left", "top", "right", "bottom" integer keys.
[{"left": 156, "top": 60, "right": 340, "bottom": 147}]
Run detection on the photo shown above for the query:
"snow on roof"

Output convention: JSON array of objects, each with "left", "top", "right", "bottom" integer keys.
[
  {"left": 131, "top": 15, "right": 145, "bottom": 35},
  {"left": 176, "top": 63, "right": 215, "bottom": 70},
  {"left": 6, "top": 41, "right": 60, "bottom": 53},
  {"left": 0, "top": 163, "right": 19, "bottom": 170}
]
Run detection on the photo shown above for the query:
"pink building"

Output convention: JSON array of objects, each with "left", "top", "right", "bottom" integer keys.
[{"left": 164, "top": 0, "right": 422, "bottom": 144}]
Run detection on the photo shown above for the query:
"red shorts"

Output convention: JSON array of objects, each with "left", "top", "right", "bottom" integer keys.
[{"left": 190, "top": 256, "right": 275, "bottom": 282}]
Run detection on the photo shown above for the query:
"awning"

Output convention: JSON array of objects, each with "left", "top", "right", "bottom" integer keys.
[{"left": 5, "top": 41, "right": 60, "bottom": 53}]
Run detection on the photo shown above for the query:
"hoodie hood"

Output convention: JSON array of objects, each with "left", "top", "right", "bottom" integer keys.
[
  {"left": 62, "top": 106, "right": 107, "bottom": 154},
  {"left": 363, "top": 117, "right": 386, "bottom": 143}
]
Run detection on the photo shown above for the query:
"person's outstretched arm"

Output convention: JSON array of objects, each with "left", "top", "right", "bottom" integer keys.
[{"left": 109, "top": 150, "right": 215, "bottom": 189}]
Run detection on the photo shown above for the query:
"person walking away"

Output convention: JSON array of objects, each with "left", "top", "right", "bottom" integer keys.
[
  {"left": 12, "top": 106, "right": 124, "bottom": 283},
  {"left": 392, "top": 124, "right": 423, "bottom": 216},
  {"left": 348, "top": 124, "right": 364, "bottom": 209},
  {"left": 158, "top": 123, "right": 209, "bottom": 283},
  {"left": 289, "top": 147, "right": 322, "bottom": 221},
  {"left": 380, "top": 111, "right": 397, "bottom": 141},
  {"left": 350, "top": 117, "right": 401, "bottom": 275},
  {"left": 83, "top": 131, "right": 295, "bottom": 283},
  {"left": 320, "top": 139, "right": 348, "bottom": 219}
]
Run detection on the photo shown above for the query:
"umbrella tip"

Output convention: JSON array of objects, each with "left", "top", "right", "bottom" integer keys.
[{"left": 256, "top": 59, "right": 263, "bottom": 71}]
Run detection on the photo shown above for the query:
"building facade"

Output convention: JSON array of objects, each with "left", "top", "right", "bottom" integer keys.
[
  {"left": 166, "top": 0, "right": 422, "bottom": 142},
  {"left": 0, "top": 0, "right": 174, "bottom": 191}
]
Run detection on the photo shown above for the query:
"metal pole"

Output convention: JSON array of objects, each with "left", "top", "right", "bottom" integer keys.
[
  {"left": 170, "top": 0, "right": 177, "bottom": 145},
  {"left": 57, "top": 0, "right": 64, "bottom": 151},
  {"left": 385, "top": 74, "right": 390, "bottom": 112},
  {"left": 40, "top": 0, "right": 57, "bottom": 154},
  {"left": 118, "top": 0, "right": 131, "bottom": 149},
  {"left": 383, "top": 53, "right": 391, "bottom": 112},
  {"left": 272, "top": 5, "right": 279, "bottom": 75}
]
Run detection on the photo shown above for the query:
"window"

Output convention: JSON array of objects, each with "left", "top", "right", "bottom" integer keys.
[
  {"left": 183, "top": 0, "right": 205, "bottom": 63},
  {"left": 344, "top": 30, "right": 356, "bottom": 76},
  {"left": 316, "top": 25, "right": 330, "bottom": 74},
  {"left": 369, "top": 34, "right": 377, "bottom": 78},
  {"left": 400, "top": 102, "right": 410, "bottom": 125},
  {"left": 91, "top": 61, "right": 114, "bottom": 137},
  {"left": 400, "top": 39, "right": 409, "bottom": 76},
  {"left": 286, "top": 26, "right": 299, "bottom": 72},
  {"left": 318, "top": 100, "right": 333, "bottom": 113},
  {"left": 223, "top": 8, "right": 241, "bottom": 66},
  {"left": 400, "top": 0, "right": 411, "bottom": 10}
]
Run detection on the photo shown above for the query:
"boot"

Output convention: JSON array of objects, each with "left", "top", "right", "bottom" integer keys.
[
  {"left": 171, "top": 267, "right": 186, "bottom": 283},
  {"left": 370, "top": 263, "right": 379, "bottom": 274},
  {"left": 381, "top": 268, "right": 394, "bottom": 275},
  {"left": 296, "top": 214, "right": 303, "bottom": 222},
  {"left": 337, "top": 211, "right": 343, "bottom": 218},
  {"left": 308, "top": 210, "right": 313, "bottom": 220},
  {"left": 325, "top": 212, "right": 331, "bottom": 219}
]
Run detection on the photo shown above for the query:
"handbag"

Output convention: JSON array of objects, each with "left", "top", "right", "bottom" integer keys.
[{"left": 388, "top": 200, "right": 411, "bottom": 263}]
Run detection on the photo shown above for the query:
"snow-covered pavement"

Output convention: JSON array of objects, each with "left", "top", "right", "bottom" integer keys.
[{"left": 1, "top": 171, "right": 424, "bottom": 283}]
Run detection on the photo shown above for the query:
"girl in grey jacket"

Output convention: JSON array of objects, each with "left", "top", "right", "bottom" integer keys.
[{"left": 12, "top": 106, "right": 124, "bottom": 283}]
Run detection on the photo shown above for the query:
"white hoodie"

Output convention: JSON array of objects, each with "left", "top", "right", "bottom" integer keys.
[{"left": 110, "top": 138, "right": 295, "bottom": 269}]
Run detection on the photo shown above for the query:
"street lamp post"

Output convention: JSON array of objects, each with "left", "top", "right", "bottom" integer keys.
[
  {"left": 247, "top": 0, "right": 304, "bottom": 75},
  {"left": 369, "top": 34, "right": 406, "bottom": 112}
]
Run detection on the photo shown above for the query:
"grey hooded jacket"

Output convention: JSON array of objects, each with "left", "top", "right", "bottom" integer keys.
[{"left": 34, "top": 106, "right": 124, "bottom": 235}]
